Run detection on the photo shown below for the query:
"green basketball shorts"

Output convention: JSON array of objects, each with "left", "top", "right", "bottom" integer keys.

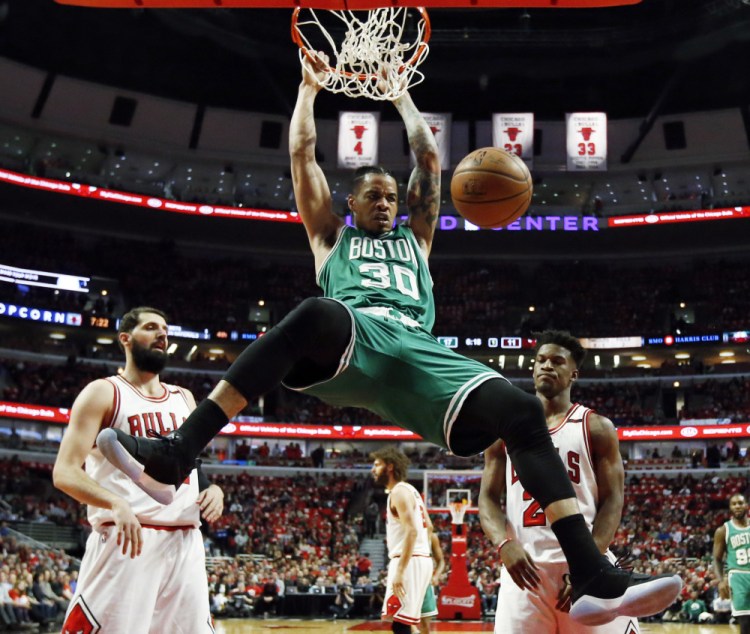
[{"left": 284, "top": 300, "right": 506, "bottom": 453}]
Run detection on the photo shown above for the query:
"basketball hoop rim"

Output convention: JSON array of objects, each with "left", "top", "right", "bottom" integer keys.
[{"left": 290, "top": 6, "right": 431, "bottom": 83}]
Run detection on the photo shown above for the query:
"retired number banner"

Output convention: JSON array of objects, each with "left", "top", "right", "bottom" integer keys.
[
  {"left": 338, "top": 112, "right": 379, "bottom": 169},
  {"left": 566, "top": 112, "right": 607, "bottom": 171},
  {"left": 492, "top": 113, "right": 534, "bottom": 167}
]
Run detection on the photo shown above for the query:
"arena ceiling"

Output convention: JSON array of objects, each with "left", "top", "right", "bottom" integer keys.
[{"left": 1, "top": 0, "right": 750, "bottom": 120}]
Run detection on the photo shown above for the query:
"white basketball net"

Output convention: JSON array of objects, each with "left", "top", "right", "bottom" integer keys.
[
  {"left": 292, "top": 7, "right": 430, "bottom": 101},
  {"left": 449, "top": 500, "right": 469, "bottom": 525}
]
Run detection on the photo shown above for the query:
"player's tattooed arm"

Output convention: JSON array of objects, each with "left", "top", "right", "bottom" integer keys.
[
  {"left": 406, "top": 167, "right": 440, "bottom": 231},
  {"left": 393, "top": 91, "right": 441, "bottom": 256}
]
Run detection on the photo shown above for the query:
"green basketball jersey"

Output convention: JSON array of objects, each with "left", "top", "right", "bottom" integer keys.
[
  {"left": 726, "top": 519, "right": 750, "bottom": 571},
  {"left": 317, "top": 224, "right": 436, "bottom": 332}
]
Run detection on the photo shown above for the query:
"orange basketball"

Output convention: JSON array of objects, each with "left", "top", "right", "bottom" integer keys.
[{"left": 450, "top": 147, "right": 533, "bottom": 228}]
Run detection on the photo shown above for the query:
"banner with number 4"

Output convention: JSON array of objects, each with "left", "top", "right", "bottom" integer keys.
[{"left": 338, "top": 112, "right": 380, "bottom": 169}]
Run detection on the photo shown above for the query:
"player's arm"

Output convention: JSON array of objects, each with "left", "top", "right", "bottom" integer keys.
[
  {"left": 390, "top": 485, "right": 420, "bottom": 600},
  {"left": 289, "top": 51, "right": 343, "bottom": 259},
  {"left": 479, "top": 440, "right": 540, "bottom": 591},
  {"left": 392, "top": 91, "right": 441, "bottom": 257},
  {"left": 52, "top": 379, "right": 142, "bottom": 558},
  {"left": 430, "top": 531, "right": 445, "bottom": 585},
  {"left": 478, "top": 439, "right": 509, "bottom": 547},
  {"left": 424, "top": 508, "right": 444, "bottom": 584},
  {"left": 713, "top": 524, "right": 730, "bottom": 599},
  {"left": 588, "top": 413, "right": 625, "bottom": 553}
]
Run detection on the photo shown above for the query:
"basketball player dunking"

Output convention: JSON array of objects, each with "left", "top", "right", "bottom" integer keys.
[
  {"left": 53, "top": 307, "right": 223, "bottom": 633},
  {"left": 713, "top": 493, "right": 750, "bottom": 634},
  {"left": 371, "top": 447, "right": 433, "bottom": 633},
  {"left": 96, "top": 51, "right": 681, "bottom": 625},
  {"left": 479, "top": 330, "right": 641, "bottom": 633}
]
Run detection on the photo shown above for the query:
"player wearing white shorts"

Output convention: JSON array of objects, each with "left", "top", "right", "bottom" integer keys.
[
  {"left": 371, "top": 447, "right": 433, "bottom": 633},
  {"left": 53, "top": 307, "right": 224, "bottom": 634},
  {"left": 479, "top": 330, "right": 640, "bottom": 634}
]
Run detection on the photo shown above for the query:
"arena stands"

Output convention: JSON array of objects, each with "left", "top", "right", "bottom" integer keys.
[
  {"left": 2, "top": 454, "right": 749, "bottom": 624},
  {"left": 2, "top": 221, "right": 749, "bottom": 339}
]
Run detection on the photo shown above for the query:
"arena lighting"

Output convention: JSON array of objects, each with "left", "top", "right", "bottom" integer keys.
[
  {"left": 631, "top": 355, "right": 647, "bottom": 361},
  {"left": 167, "top": 343, "right": 178, "bottom": 354},
  {"left": 719, "top": 351, "right": 735, "bottom": 357},
  {"left": 95, "top": 337, "right": 114, "bottom": 344},
  {"left": 636, "top": 363, "right": 651, "bottom": 368},
  {"left": 48, "top": 333, "right": 66, "bottom": 340},
  {"left": 675, "top": 353, "right": 690, "bottom": 359}
]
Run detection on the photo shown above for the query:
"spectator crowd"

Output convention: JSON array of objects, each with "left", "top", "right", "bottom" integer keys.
[{"left": 2, "top": 454, "right": 750, "bottom": 625}]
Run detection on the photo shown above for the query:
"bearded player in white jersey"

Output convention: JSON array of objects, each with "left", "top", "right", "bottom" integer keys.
[
  {"left": 479, "top": 330, "right": 640, "bottom": 634},
  {"left": 53, "top": 307, "right": 223, "bottom": 633},
  {"left": 371, "top": 447, "right": 433, "bottom": 634}
]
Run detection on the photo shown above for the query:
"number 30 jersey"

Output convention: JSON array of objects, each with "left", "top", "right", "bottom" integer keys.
[
  {"left": 317, "top": 224, "right": 436, "bottom": 332},
  {"left": 505, "top": 404, "right": 600, "bottom": 564}
]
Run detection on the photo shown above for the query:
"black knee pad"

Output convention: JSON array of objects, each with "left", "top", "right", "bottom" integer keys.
[
  {"left": 276, "top": 297, "right": 351, "bottom": 357},
  {"left": 451, "top": 378, "right": 548, "bottom": 456},
  {"left": 222, "top": 298, "right": 352, "bottom": 401},
  {"left": 496, "top": 388, "right": 548, "bottom": 454}
]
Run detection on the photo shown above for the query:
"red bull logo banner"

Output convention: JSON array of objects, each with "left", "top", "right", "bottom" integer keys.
[
  {"left": 338, "top": 111, "right": 379, "bottom": 168},
  {"left": 566, "top": 112, "right": 607, "bottom": 171},
  {"left": 492, "top": 113, "right": 534, "bottom": 167}
]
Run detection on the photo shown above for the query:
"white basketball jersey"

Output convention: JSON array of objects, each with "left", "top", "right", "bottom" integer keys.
[
  {"left": 86, "top": 375, "right": 200, "bottom": 530},
  {"left": 505, "top": 403, "right": 599, "bottom": 564},
  {"left": 386, "top": 482, "right": 431, "bottom": 559}
]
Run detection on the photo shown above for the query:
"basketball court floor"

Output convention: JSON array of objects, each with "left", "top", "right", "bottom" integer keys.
[{"left": 214, "top": 618, "right": 733, "bottom": 633}]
